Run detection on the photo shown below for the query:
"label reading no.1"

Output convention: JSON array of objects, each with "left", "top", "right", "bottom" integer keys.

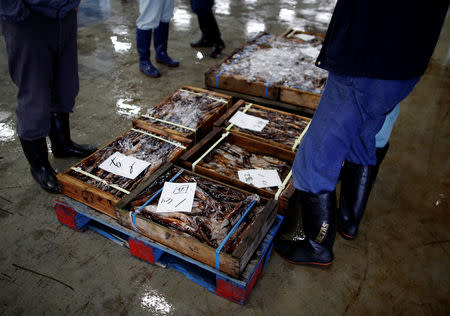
[{"left": 98, "top": 152, "right": 150, "bottom": 180}]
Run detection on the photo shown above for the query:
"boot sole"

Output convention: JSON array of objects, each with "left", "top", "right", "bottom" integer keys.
[
  {"left": 156, "top": 59, "right": 179, "bottom": 67},
  {"left": 275, "top": 250, "right": 333, "bottom": 268},
  {"left": 139, "top": 68, "right": 161, "bottom": 78},
  {"left": 190, "top": 43, "right": 214, "bottom": 48},
  {"left": 337, "top": 228, "right": 356, "bottom": 240}
]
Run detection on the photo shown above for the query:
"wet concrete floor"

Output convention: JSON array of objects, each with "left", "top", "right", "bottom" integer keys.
[{"left": 0, "top": 0, "right": 449, "bottom": 314}]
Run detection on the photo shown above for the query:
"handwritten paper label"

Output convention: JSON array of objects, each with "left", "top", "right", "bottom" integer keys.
[
  {"left": 156, "top": 182, "right": 197, "bottom": 213},
  {"left": 295, "top": 33, "right": 316, "bottom": 42},
  {"left": 229, "top": 111, "right": 269, "bottom": 132},
  {"left": 238, "top": 169, "right": 282, "bottom": 188},
  {"left": 99, "top": 152, "right": 150, "bottom": 180}
]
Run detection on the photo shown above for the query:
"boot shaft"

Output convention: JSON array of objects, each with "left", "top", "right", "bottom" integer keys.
[
  {"left": 136, "top": 28, "right": 152, "bottom": 63},
  {"left": 298, "top": 190, "right": 336, "bottom": 248},
  {"left": 49, "top": 112, "right": 71, "bottom": 146},
  {"left": 19, "top": 137, "right": 49, "bottom": 169},
  {"left": 153, "top": 22, "right": 169, "bottom": 55},
  {"left": 338, "top": 143, "right": 390, "bottom": 238}
]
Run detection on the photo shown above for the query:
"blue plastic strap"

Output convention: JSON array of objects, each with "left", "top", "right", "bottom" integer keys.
[
  {"left": 292, "top": 85, "right": 321, "bottom": 94},
  {"left": 265, "top": 79, "right": 274, "bottom": 98},
  {"left": 131, "top": 168, "right": 185, "bottom": 231},
  {"left": 215, "top": 34, "right": 273, "bottom": 88},
  {"left": 215, "top": 199, "right": 257, "bottom": 270}
]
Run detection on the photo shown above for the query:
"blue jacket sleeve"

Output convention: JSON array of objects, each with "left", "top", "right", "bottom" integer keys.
[{"left": 0, "top": 0, "right": 31, "bottom": 22}]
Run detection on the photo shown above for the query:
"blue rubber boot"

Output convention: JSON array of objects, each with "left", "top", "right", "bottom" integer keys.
[
  {"left": 136, "top": 28, "right": 161, "bottom": 78},
  {"left": 154, "top": 22, "right": 179, "bottom": 67}
]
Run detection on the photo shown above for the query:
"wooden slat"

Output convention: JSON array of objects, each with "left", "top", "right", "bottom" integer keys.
[
  {"left": 279, "top": 86, "right": 321, "bottom": 110},
  {"left": 233, "top": 200, "right": 278, "bottom": 271},
  {"left": 57, "top": 173, "right": 120, "bottom": 219}
]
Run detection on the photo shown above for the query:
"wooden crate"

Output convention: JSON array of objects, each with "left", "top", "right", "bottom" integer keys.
[
  {"left": 132, "top": 86, "right": 232, "bottom": 145},
  {"left": 57, "top": 128, "right": 187, "bottom": 219},
  {"left": 179, "top": 127, "right": 295, "bottom": 215},
  {"left": 205, "top": 30, "right": 326, "bottom": 112},
  {"left": 115, "top": 163, "right": 278, "bottom": 278},
  {"left": 214, "top": 99, "right": 311, "bottom": 152},
  {"left": 278, "top": 29, "right": 325, "bottom": 110},
  {"left": 205, "top": 33, "right": 280, "bottom": 101}
]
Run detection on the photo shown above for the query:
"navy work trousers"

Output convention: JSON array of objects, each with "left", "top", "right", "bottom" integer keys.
[
  {"left": 2, "top": 10, "right": 79, "bottom": 140},
  {"left": 293, "top": 72, "right": 419, "bottom": 194}
]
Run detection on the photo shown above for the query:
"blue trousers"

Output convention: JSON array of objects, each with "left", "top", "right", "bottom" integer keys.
[{"left": 293, "top": 72, "right": 419, "bottom": 194}]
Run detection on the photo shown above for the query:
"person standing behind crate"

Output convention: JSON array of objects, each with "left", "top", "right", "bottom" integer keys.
[
  {"left": 275, "top": 0, "right": 449, "bottom": 266},
  {"left": 0, "top": 0, "right": 98, "bottom": 194},
  {"left": 136, "top": 0, "right": 179, "bottom": 78},
  {"left": 190, "top": 0, "right": 225, "bottom": 58}
]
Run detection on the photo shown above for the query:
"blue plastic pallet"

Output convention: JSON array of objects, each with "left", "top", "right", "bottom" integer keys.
[{"left": 54, "top": 196, "right": 283, "bottom": 304}]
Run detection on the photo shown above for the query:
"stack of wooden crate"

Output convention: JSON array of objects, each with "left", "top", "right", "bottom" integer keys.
[{"left": 56, "top": 29, "right": 322, "bottom": 303}]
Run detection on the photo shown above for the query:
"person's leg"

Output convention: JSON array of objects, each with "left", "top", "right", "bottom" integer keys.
[
  {"left": 49, "top": 10, "right": 97, "bottom": 158},
  {"left": 1, "top": 16, "right": 60, "bottom": 193},
  {"left": 190, "top": 0, "right": 224, "bottom": 57},
  {"left": 190, "top": 0, "right": 214, "bottom": 47},
  {"left": 154, "top": 0, "right": 179, "bottom": 67},
  {"left": 338, "top": 104, "right": 399, "bottom": 239},
  {"left": 276, "top": 74, "right": 419, "bottom": 265},
  {"left": 276, "top": 73, "right": 364, "bottom": 266},
  {"left": 136, "top": 0, "right": 162, "bottom": 77}
]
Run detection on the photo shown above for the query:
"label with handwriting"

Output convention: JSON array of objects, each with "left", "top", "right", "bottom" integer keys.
[
  {"left": 99, "top": 152, "right": 150, "bottom": 180},
  {"left": 238, "top": 169, "right": 282, "bottom": 188},
  {"left": 229, "top": 111, "right": 269, "bottom": 132},
  {"left": 156, "top": 182, "right": 197, "bottom": 213}
]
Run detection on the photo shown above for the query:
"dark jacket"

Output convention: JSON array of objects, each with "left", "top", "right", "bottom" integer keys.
[
  {"left": 0, "top": 0, "right": 80, "bottom": 22},
  {"left": 316, "top": 0, "right": 449, "bottom": 80}
]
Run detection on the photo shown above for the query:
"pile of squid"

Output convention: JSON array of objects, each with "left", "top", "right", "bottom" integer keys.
[
  {"left": 129, "top": 168, "right": 264, "bottom": 253},
  {"left": 141, "top": 89, "right": 228, "bottom": 135},
  {"left": 214, "top": 34, "right": 327, "bottom": 93},
  {"left": 68, "top": 129, "right": 182, "bottom": 197},
  {"left": 198, "top": 141, "right": 292, "bottom": 193},
  {"left": 226, "top": 105, "right": 309, "bottom": 148}
]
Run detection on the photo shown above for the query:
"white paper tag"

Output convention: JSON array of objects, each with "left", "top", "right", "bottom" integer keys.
[
  {"left": 156, "top": 182, "right": 197, "bottom": 213},
  {"left": 229, "top": 111, "right": 269, "bottom": 132},
  {"left": 295, "top": 33, "right": 316, "bottom": 41},
  {"left": 238, "top": 169, "right": 282, "bottom": 188},
  {"left": 99, "top": 152, "right": 150, "bottom": 180},
  {"left": 300, "top": 47, "right": 321, "bottom": 59}
]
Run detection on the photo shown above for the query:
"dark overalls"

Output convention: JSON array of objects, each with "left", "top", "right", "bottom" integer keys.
[{"left": 1, "top": 9, "right": 79, "bottom": 140}]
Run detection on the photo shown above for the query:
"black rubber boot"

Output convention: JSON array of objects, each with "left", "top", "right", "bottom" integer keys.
[
  {"left": 275, "top": 190, "right": 336, "bottom": 267},
  {"left": 210, "top": 38, "right": 225, "bottom": 58},
  {"left": 136, "top": 28, "right": 161, "bottom": 77},
  {"left": 20, "top": 137, "right": 61, "bottom": 193},
  {"left": 49, "top": 112, "right": 97, "bottom": 158},
  {"left": 191, "top": 14, "right": 213, "bottom": 47},
  {"left": 204, "top": 13, "right": 225, "bottom": 58},
  {"left": 338, "top": 144, "right": 390, "bottom": 239},
  {"left": 154, "top": 22, "right": 179, "bottom": 67},
  {"left": 190, "top": 34, "right": 213, "bottom": 48}
]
